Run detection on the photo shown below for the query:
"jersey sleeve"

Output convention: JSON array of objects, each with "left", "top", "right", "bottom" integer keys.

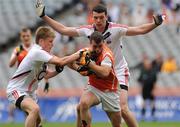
[
  {"left": 101, "top": 56, "right": 112, "bottom": 67},
  {"left": 75, "top": 25, "right": 92, "bottom": 36},
  {"left": 33, "top": 49, "right": 53, "bottom": 62},
  {"left": 112, "top": 23, "right": 128, "bottom": 37},
  {"left": 118, "top": 25, "right": 128, "bottom": 36}
]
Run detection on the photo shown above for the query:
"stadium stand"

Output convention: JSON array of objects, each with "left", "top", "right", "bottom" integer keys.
[
  {"left": 0, "top": 0, "right": 179, "bottom": 96},
  {"left": 0, "top": 0, "right": 76, "bottom": 48}
]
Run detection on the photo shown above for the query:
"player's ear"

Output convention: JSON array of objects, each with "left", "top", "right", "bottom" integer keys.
[{"left": 38, "top": 38, "right": 43, "bottom": 45}]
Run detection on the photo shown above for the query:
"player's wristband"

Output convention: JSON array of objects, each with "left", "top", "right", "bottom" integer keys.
[
  {"left": 120, "top": 85, "right": 128, "bottom": 91},
  {"left": 55, "top": 65, "right": 64, "bottom": 73}
]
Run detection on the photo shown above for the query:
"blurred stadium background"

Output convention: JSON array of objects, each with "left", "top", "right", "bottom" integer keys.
[{"left": 0, "top": 0, "right": 180, "bottom": 126}]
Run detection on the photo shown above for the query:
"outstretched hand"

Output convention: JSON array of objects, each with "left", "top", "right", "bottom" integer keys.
[
  {"left": 35, "top": 0, "right": 45, "bottom": 17},
  {"left": 153, "top": 14, "right": 165, "bottom": 26}
]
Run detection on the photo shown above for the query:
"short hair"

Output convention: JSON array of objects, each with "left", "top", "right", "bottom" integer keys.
[
  {"left": 35, "top": 26, "right": 55, "bottom": 44},
  {"left": 20, "top": 27, "right": 31, "bottom": 34},
  {"left": 92, "top": 4, "right": 107, "bottom": 15},
  {"left": 90, "top": 31, "right": 104, "bottom": 44}
]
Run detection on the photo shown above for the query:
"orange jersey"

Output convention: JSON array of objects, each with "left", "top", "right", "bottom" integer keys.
[
  {"left": 15, "top": 45, "right": 28, "bottom": 66},
  {"left": 88, "top": 45, "right": 118, "bottom": 92}
]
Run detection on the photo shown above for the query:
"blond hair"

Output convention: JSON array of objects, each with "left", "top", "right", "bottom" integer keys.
[{"left": 35, "top": 26, "right": 55, "bottom": 44}]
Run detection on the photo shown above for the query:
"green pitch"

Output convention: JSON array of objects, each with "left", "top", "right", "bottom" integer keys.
[{"left": 1, "top": 122, "right": 180, "bottom": 127}]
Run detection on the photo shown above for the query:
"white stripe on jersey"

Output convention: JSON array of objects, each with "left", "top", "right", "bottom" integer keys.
[
  {"left": 76, "top": 22, "right": 130, "bottom": 84},
  {"left": 7, "top": 44, "right": 53, "bottom": 93}
]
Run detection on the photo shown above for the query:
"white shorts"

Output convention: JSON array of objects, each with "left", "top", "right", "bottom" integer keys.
[
  {"left": 115, "top": 67, "right": 130, "bottom": 87},
  {"left": 7, "top": 90, "right": 38, "bottom": 106},
  {"left": 85, "top": 85, "right": 120, "bottom": 112}
]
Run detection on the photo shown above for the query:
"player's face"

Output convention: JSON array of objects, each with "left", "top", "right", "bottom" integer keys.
[
  {"left": 41, "top": 37, "right": 54, "bottom": 52},
  {"left": 20, "top": 31, "right": 32, "bottom": 46},
  {"left": 90, "top": 40, "right": 103, "bottom": 56},
  {"left": 93, "top": 12, "right": 107, "bottom": 29}
]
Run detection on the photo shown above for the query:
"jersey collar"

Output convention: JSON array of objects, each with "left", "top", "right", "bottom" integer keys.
[{"left": 94, "top": 21, "right": 109, "bottom": 34}]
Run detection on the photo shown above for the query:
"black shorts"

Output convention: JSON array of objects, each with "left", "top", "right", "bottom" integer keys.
[
  {"left": 15, "top": 95, "right": 26, "bottom": 109},
  {"left": 142, "top": 90, "right": 154, "bottom": 100}
]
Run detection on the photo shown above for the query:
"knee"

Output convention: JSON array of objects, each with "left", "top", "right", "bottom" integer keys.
[
  {"left": 30, "top": 105, "right": 40, "bottom": 116},
  {"left": 121, "top": 105, "right": 129, "bottom": 117},
  {"left": 80, "top": 101, "right": 89, "bottom": 111}
]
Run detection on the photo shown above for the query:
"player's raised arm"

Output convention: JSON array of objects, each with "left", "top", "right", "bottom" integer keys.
[
  {"left": 126, "top": 14, "right": 165, "bottom": 36},
  {"left": 35, "top": 0, "right": 79, "bottom": 36}
]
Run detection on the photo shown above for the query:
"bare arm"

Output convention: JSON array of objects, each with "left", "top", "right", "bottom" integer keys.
[
  {"left": 48, "top": 52, "right": 79, "bottom": 66},
  {"left": 67, "top": 61, "right": 78, "bottom": 71},
  {"left": 88, "top": 62, "right": 112, "bottom": 78},
  {"left": 126, "top": 22, "right": 157, "bottom": 36},
  {"left": 36, "top": 0, "right": 79, "bottom": 36},
  {"left": 126, "top": 14, "right": 164, "bottom": 36},
  {"left": 9, "top": 50, "right": 17, "bottom": 67},
  {"left": 42, "top": 16, "right": 79, "bottom": 36},
  {"left": 44, "top": 70, "right": 58, "bottom": 79}
]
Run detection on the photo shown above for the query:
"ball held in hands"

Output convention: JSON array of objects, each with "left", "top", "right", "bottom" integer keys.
[
  {"left": 78, "top": 49, "right": 91, "bottom": 66},
  {"left": 77, "top": 65, "right": 94, "bottom": 76}
]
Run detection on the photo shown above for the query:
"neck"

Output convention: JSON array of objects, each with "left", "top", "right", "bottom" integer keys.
[
  {"left": 96, "top": 26, "right": 105, "bottom": 33},
  {"left": 24, "top": 42, "right": 31, "bottom": 48},
  {"left": 95, "top": 21, "right": 108, "bottom": 33}
]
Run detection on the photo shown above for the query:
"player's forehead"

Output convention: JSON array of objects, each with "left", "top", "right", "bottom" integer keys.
[
  {"left": 92, "top": 11, "right": 106, "bottom": 17},
  {"left": 91, "top": 40, "right": 103, "bottom": 46},
  {"left": 44, "top": 37, "right": 54, "bottom": 42},
  {"left": 20, "top": 31, "right": 31, "bottom": 36}
]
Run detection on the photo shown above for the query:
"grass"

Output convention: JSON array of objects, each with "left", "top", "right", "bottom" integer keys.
[{"left": 1, "top": 122, "right": 180, "bottom": 127}]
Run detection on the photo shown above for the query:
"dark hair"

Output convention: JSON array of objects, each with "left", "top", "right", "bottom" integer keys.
[
  {"left": 20, "top": 27, "right": 31, "bottom": 34},
  {"left": 90, "top": 31, "right": 104, "bottom": 44},
  {"left": 92, "top": 4, "right": 107, "bottom": 15}
]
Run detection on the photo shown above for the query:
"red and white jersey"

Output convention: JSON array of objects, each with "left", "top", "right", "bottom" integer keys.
[
  {"left": 76, "top": 22, "right": 130, "bottom": 86},
  {"left": 7, "top": 44, "right": 53, "bottom": 93}
]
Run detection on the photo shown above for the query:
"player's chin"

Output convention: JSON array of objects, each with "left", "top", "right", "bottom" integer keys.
[{"left": 96, "top": 24, "right": 102, "bottom": 27}]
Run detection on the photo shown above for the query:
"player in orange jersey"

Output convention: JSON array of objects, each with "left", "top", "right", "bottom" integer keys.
[
  {"left": 8, "top": 28, "right": 33, "bottom": 122},
  {"left": 9, "top": 28, "right": 33, "bottom": 67},
  {"left": 70, "top": 31, "right": 121, "bottom": 127}
]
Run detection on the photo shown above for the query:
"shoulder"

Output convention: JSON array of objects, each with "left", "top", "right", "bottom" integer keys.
[
  {"left": 108, "top": 22, "right": 128, "bottom": 29},
  {"left": 76, "top": 24, "right": 94, "bottom": 30},
  {"left": 102, "top": 46, "right": 114, "bottom": 59}
]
